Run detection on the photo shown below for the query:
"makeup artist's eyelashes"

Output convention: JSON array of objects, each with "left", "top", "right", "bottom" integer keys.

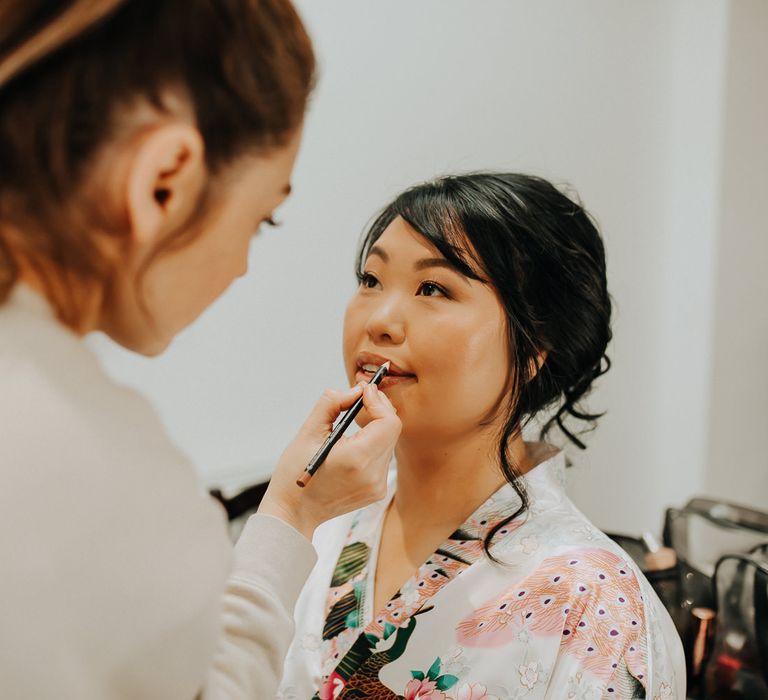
[
  {"left": 251, "top": 216, "right": 281, "bottom": 238},
  {"left": 356, "top": 272, "right": 451, "bottom": 299}
]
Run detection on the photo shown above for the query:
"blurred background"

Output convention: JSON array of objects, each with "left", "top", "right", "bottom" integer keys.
[{"left": 87, "top": 0, "right": 767, "bottom": 537}]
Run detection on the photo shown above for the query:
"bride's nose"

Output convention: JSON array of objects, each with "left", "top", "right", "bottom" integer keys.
[{"left": 365, "top": 296, "right": 406, "bottom": 346}]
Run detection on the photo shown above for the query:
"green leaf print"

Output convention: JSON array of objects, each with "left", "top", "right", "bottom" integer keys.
[
  {"left": 330, "top": 542, "right": 370, "bottom": 587},
  {"left": 435, "top": 675, "right": 459, "bottom": 691},
  {"left": 427, "top": 657, "right": 441, "bottom": 681},
  {"left": 410, "top": 670, "right": 425, "bottom": 680}
]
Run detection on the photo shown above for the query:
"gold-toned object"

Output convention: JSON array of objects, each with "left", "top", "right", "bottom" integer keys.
[{"left": 690, "top": 607, "right": 715, "bottom": 675}]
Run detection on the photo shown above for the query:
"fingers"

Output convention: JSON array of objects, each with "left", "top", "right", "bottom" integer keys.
[
  {"left": 361, "top": 383, "right": 397, "bottom": 419},
  {"left": 353, "top": 384, "right": 401, "bottom": 450},
  {"left": 273, "top": 383, "right": 401, "bottom": 530},
  {"left": 298, "top": 383, "right": 400, "bottom": 466},
  {"left": 300, "top": 383, "right": 365, "bottom": 438}
]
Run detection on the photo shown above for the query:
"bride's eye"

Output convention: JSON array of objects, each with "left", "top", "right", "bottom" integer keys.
[
  {"left": 417, "top": 281, "right": 449, "bottom": 298},
  {"left": 357, "top": 272, "right": 380, "bottom": 289}
]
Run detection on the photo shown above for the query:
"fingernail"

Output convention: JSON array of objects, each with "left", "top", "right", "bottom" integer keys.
[{"left": 364, "top": 383, "right": 378, "bottom": 399}]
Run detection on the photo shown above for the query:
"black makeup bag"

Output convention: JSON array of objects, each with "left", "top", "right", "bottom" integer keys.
[
  {"left": 663, "top": 498, "right": 768, "bottom": 613},
  {"left": 701, "top": 547, "right": 768, "bottom": 699},
  {"left": 662, "top": 499, "right": 768, "bottom": 698}
]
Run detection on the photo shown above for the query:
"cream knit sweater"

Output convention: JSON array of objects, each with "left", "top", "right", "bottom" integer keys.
[{"left": 0, "top": 285, "right": 317, "bottom": 699}]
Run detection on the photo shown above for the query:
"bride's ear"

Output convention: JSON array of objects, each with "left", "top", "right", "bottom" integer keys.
[
  {"left": 123, "top": 121, "right": 206, "bottom": 249},
  {"left": 528, "top": 351, "right": 548, "bottom": 381}
]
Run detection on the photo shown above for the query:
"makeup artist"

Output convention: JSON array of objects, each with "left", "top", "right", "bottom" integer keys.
[{"left": 0, "top": 1, "right": 400, "bottom": 698}]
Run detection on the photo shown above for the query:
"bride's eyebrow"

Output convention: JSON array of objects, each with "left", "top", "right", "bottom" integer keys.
[
  {"left": 367, "top": 245, "right": 388, "bottom": 262},
  {"left": 414, "top": 257, "right": 471, "bottom": 285},
  {"left": 414, "top": 257, "right": 455, "bottom": 272},
  {"left": 367, "top": 245, "right": 471, "bottom": 284}
]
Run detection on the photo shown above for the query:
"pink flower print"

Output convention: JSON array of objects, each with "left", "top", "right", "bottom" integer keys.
[
  {"left": 404, "top": 678, "right": 448, "bottom": 700},
  {"left": 455, "top": 682, "right": 499, "bottom": 700},
  {"left": 318, "top": 672, "right": 345, "bottom": 700}
]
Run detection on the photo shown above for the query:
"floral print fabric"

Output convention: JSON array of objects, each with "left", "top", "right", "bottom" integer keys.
[{"left": 277, "top": 448, "right": 685, "bottom": 699}]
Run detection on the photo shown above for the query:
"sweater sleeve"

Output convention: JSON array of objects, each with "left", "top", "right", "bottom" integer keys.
[{"left": 204, "top": 513, "right": 318, "bottom": 699}]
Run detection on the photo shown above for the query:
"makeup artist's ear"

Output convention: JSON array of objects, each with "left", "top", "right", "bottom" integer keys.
[{"left": 124, "top": 122, "right": 206, "bottom": 249}]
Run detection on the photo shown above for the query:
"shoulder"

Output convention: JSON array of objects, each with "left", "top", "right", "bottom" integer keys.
[
  {"left": 0, "top": 301, "right": 232, "bottom": 570},
  {"left": 458, "top": 544, "right": 645, "bottom": 643},
  {"left": 457, "top": 536, "right": 683, "bottom": 697},
  {"left": 1, "top": 299, "right": 207, "bottom": 511},
  {"left": 0, "top": 304, "right": 234, "bottom": 695}
]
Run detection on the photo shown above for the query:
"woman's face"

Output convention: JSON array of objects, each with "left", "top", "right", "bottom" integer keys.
[
  {"left": 104, "top": 128, "right": 302, "bottom": 355},
  {"left": 343, "top": 216, "right": 511, "bottom": 440}
]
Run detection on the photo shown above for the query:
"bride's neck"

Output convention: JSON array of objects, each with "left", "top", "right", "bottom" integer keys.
[{"left": 391, "top": 428, "right": 533, "bottom": 532}]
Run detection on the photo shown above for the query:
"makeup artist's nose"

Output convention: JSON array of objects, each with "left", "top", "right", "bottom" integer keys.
[{"left": 365, "top": 299, "right": 406, "bottom": 346}]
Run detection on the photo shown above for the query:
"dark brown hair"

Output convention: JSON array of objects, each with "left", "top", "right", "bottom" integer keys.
[
  {"left": 0, "top": 0, "right": 315, "bottom": 326},
  {"left": 357, "top": 173, "right": 612, "bottom": 559}
]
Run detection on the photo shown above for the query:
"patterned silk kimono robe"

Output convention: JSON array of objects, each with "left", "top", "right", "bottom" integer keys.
[{"left": 277, "top": 448, "right": 686, "bottom": 700}]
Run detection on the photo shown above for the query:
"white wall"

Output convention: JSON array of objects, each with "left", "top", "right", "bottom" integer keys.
[
  {"left": 641, "top": 0, "right": 727, "bottom": 526},
  {"left": 88, "top": 0, "right": 767, "bottom": 533},
  {"left": 703, "top": 0, "right": 768, "bottom": 507}
]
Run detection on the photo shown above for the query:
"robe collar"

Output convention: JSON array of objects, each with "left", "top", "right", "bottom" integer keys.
[{"left": 319, "top": 446, "right": 566, "bottom": 678}]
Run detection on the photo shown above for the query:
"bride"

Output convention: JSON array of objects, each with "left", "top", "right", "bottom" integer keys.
[{"left": 277, "top": 173, "right": 685, "bottom": 699}]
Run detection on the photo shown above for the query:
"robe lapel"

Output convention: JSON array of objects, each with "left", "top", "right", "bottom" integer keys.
[{"left": 319, "top": 481, "right": 526, "bottom": 684}]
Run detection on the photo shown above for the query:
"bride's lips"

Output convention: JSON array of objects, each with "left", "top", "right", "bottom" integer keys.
[
  {"left": 355, "top": 369, "right": 415, "bottom": 389},
  {"left": 355, "top": 351, "right": 416, "bottom": 389}
]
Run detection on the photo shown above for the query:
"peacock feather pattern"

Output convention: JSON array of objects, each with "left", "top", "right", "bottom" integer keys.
[{"left": 456, "top": 548, "right": 649, "bottom": 692}]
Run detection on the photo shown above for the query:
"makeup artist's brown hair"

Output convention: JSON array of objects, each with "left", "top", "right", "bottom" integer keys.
[
  {"left": 0, "top": 0, "right": 315, "bottom": 327},
  {"left": 357, "top": 173, "right": 612, "bottom": 560}
]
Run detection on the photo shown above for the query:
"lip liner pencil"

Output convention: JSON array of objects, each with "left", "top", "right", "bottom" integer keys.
[{"left": 296, "top": 361, "right": 390, "bottom": 488}]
